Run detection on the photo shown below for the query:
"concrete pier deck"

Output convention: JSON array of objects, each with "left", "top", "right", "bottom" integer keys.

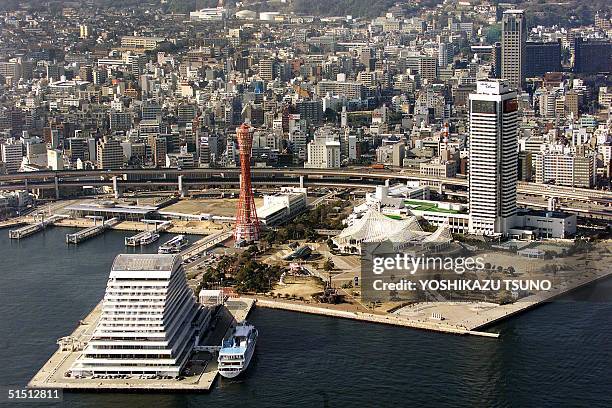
[
  {"left": 28, "top": 298, "right": 255, "bottom": 392},
  {"left": 469, "top": 267, "right": 612, "bottom": 331},
  {"left": 8, "top": 215, "right": 67, "bottom": 239},
  {"left": 65, "top": 218, "right": 120, "bottom": 244},
  {"left": 254, "top": 260, "right": 612, "bottom": 339},
  {"left": 0, "top": 218, "right": 27, "bottom": 229},
  {"left": 55, "top": 217, "right": 225, "bottom": 236},
  {"left": 255, "top": 298, "right": 499, "bottom": 338}
]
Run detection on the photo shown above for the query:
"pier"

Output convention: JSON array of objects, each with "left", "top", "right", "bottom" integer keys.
[
  {"left": 181, "top": 230, "right": 233, "bottom": 259},
  {"left": 28, "top": 297, "right": 255, "bottom": 392},
  {"left": 65, "top": 217, "right": 120, "bottom": 244},
  {"left": 0, "top": 218, "right": 27, "bottom": 230},
  {"left": 252, "top": 256, "right": 612, "bottom": 339},
  {"left": 9, "top": 214, "right": 68, "bottom": 240},
  {"left": 254, "top": 298, "right": 499, "bottom": 338},
  {"left": 469, "top": 267, "right": 612, "bottom": 331},
  {"left": 124, "top": 220, "right": 172, "bottom": 246}
]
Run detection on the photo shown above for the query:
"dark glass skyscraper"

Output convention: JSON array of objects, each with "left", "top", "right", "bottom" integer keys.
[
  {"left": 525, "top": 40, "right": 562, "bottom": 77},
  {"left": 574, "top": 38, "right": 612, "bottom": 74}
]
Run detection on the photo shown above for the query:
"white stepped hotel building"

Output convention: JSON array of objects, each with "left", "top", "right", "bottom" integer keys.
[{"left": 70, "top": 254, "right": 211, "bottom": 378}]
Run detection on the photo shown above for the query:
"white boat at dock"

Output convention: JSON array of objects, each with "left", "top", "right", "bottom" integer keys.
[
  {"left": 139, "top": 232, "right": 159, "bottom": 245},
  {"left": 217, "top": 322, "right": 257, "bottom": 379},
  {"left": 158, "top": 235, "right": 190, "bottom": 254}
]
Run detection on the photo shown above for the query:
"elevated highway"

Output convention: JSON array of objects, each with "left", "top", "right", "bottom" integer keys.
[{"left": 1, "top": 167, "right": 610, "bottom": 209}]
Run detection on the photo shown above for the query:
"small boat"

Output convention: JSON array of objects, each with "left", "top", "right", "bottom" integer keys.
[
  {"left": 158, "top": 235, "right": 189, "bottom": 254},
  {"left": 217, "top": 322, "right": 257, "bottom": 378},
  {"left": 140, "top": 232, "right": 159, "bottom": 246}
]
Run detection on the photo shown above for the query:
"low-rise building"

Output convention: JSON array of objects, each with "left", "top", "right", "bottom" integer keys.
[
  {"left": 510, "top": 210, "right": 577, "bottom": 239},
  {"left": 257, "top": 187, "right": 307, "bottom": 226},
  {"left": 534, "top": 151, "right": 596, "bottom": 188}
]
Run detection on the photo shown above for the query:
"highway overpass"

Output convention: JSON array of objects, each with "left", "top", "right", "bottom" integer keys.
[{"left": 1, "top": 167, "right": 610, "bottom": 208}]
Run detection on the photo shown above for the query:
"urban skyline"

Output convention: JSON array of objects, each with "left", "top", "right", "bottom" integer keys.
[{"left": 0, "top": 0, "right": 611, "bottom": 406}]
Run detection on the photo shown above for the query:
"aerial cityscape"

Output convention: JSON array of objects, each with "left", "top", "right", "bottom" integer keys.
[{"left": 0, "top": 0, "right": 610, "bottom": 406}]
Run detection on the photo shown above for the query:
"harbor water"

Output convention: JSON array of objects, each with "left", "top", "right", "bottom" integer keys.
[{"left": 0, "top": 227, "right": 611, "bottom": 407}]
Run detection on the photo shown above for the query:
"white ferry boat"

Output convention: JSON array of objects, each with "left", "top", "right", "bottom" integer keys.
[
  {"left": 217, "top": 322, "right": 257, "bottom": 379},
  {"left": 158, "top": 235, "right": 189, "bottom": 254},
  {"left": 140, "top": 232, "right": 159, "bottom": 246}
]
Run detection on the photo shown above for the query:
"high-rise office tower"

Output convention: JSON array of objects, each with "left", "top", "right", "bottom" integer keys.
[
  {"left": 468, "top": 80, "right": 519, "bottom": 236},
  {"left": 438, "top": 42, "right": 449, "bottom": 68},
  {"left": 573, "top": 38, "right": 612, "bottom": 74},
  {"left": 491, "top": 42, "right": 502, "bottom": 79},
  {"left": 525, "top": 40, "right": 562, "bottom": 77},
  {"left": 127, "top": 54, "right": 147, "bottom": 79},
  {"left": 501, "top": 10, "right": 526, "bottom": 90},
  {"left": 1, "top": 139, "right": 23, "bottom": 173},
  {"left": 419, "top": 56, "right": 438, "bottom": 83},
  {"left": 149, "top": 135, "right": 167, "bottom": 168}
]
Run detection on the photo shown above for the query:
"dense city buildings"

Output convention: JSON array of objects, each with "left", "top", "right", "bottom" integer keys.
[
  {"left": 0, "top": 2, "right": 609, "bottom": 238},
  {"left": 0, "top": 2, "right": 611, "bottom": 405}
]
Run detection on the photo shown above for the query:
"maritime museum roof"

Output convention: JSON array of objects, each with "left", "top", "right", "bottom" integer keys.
[{"left": 333, "top": 209, "right": 453, "bottom": 253}]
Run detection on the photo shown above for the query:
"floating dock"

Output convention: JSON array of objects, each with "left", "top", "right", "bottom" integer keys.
[
  {"left": 65, "top": 218, "right": 120, "bottom": 244},
  {"left": 28, "top": 298, "right": 255, "bottom": 392},
  {"left": 9, "top": 215, "right": 67, "bottom": 240}
]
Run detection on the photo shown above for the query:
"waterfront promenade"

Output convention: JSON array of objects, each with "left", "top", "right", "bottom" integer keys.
[
  {"left": 254, "top": 298, "right": 499, "bottom": 338},
  {"left": 54, "top": 217, "right": 224, "bottom": 236},
  {"left": 253, "top": 252, "right": 612, "bottom": 338}
]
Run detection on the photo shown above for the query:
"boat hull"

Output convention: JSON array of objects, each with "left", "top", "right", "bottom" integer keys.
[{"left": 218, "top": 329, "right": 257, "bottom": 379}]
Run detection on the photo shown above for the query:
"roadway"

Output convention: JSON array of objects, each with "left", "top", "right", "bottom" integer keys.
[{"left": 1, "top": 167, "right": 610, "bottom": 206}]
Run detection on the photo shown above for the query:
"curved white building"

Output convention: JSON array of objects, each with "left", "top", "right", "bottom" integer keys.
[
  {"left": 235, "top": 10, "right": 257, "bottom": 20},
  {"left": 71, "top": 254, "right": 211, "bottom": 378},
  {"left": 333, "top": 209, "right": 452, "bottom": 254},
  {"left": 259, "top": 12, "right": 280, "bottom": 21}
]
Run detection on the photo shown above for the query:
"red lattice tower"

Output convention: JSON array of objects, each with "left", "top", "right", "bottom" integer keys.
[{"left": 234, "top": 123, "right": 260, "bottom": 243}]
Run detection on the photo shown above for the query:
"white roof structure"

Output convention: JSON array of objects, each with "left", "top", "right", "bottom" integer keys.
[
  {"left": 423, "top": 222, "right": 453, "bottom": 243},
  {"left": 334, "top": 209, "right": 452, "bottom": 253},
  {"left": 336, "top": 209, "right": 424, "bottom": 243}
]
